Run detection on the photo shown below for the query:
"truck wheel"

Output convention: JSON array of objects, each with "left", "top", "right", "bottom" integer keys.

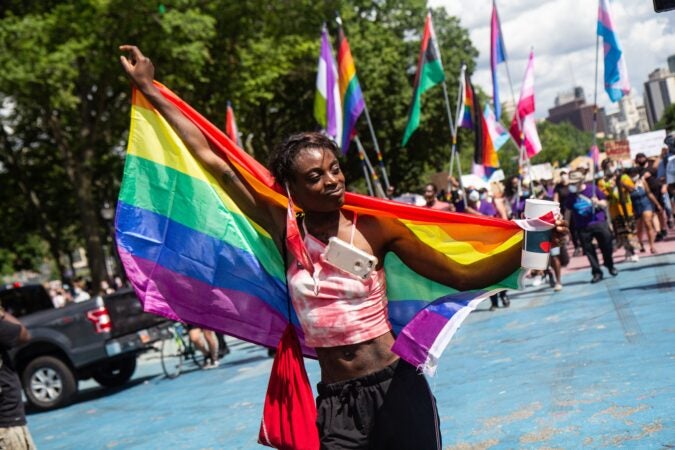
[
  {"left": 92, "top": 356, "right": 137, "bottom": 387},
  {"left": 22, "top": 356, "right": 77, "bottom": 411}
]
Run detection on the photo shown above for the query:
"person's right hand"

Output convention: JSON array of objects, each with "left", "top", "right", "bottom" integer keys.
[{"left": 119, "top": 45, "right": 155, "bottom": 91}]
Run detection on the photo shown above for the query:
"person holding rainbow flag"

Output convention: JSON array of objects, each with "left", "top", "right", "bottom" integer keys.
[{"left": 119, "top": 45, "right": 567, "bottom": 449}]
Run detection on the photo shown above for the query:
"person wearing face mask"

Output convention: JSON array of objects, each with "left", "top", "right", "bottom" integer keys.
[
  {"left": 634, "top": 153, "right": 667, "bottom": 239},
  {"left": 634, "top": 153, "right": 649, "bottom": 176},
  {"left": 624, "top": 167, "right": 661, "bottom": 254},
  {"left": 564, "top": 171, "right": 617, "bottom": 283},
  {"left": 554, "top": 170, "right": 582, "bottom": 258},
  {"left": 598, "top": 162, "right": 639, "bottom": 262},
  {"left": 642, "top": 158, "right": 669, "bottom": 242}
]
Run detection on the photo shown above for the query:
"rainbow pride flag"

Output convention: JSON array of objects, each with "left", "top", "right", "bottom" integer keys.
[
  {"left": 116, "top": 83, "right": 524, "bottom": 374},
  {"left": 337, "top": 27, "right": 365, "bottom": 155}
]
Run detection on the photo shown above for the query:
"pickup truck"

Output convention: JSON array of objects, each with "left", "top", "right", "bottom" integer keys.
[{"left": 0, "top": 283, "right": 169, "bottom": 411}]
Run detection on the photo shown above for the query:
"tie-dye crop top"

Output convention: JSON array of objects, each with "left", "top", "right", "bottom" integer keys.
[{"left": 286, "top": 212, "right": 391, "bottom": 348}]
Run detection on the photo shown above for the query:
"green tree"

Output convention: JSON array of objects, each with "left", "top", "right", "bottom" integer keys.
[
  {"left": 655, "top": 103, "right": 675, "bottom": 132},
  {"left": 0, "top": 1, "right": 217, "bottom": 287},
  {"left": 495, "top": 120, "right": 596, "bottom": 178},
  {"left": 0, "top": 0, "right": 480, "bottom": 283}
]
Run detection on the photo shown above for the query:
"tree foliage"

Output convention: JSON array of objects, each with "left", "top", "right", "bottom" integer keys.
[
  {"left": 0, "top": 0, "right": 489, "bottom": 281},
  {"left": 655, "top": 103, "right": 675, "bottom": 132}
]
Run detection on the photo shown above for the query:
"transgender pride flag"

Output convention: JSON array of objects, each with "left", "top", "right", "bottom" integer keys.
[
  {"left": 597, "top": 0, "right": 630, "bottom": 102},
  {"left": 490, "top": 0, "right": 507, "bottom": 119}
]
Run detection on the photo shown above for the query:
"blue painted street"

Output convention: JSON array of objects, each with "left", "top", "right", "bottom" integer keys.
[{"left": 29, "top": 245, "right": 675, "bottom": 449}]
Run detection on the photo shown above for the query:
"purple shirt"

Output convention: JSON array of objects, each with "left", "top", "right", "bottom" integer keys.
[
  {"left": 565, "top": 185, "right": 607, "bottom": 228},
  {"left": 478, "top": 200, "right": 497, "bottom": 217}
]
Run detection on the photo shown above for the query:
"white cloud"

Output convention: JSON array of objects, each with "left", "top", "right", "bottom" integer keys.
[{"left": 431, "top": 0, "right": 675, "bottom": 118}]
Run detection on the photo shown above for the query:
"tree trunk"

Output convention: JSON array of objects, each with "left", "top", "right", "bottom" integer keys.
[
  {"left": 72, "top": 153, "right": 108, "bottom": 294},
  {"left": 46, "top": 238, "right": 65, "bottom": 282},
  {"left": 48, "top": 111, "right": 108, "bottom": 295}
]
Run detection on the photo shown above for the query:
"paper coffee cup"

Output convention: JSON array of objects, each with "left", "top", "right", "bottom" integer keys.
[
  {"left": 521, "top": 199, "right": 560, "bottom": 270},
  {"left": 524, "top": 199, "right": 560, "bottom": 220}
]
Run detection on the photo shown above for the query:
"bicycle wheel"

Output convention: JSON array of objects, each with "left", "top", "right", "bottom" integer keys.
[
  {"left": 160, "top": 330, "right": 185, "bottom": 379},
  {"left": 187, "top": 341, "right": 208, "bottom": 369}
]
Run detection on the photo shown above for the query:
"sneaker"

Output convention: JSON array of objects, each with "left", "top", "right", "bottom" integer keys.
[
  {"left": 203, "top": 359, "right": 219, "bottom": 370},
  {"left": 655, "top": 232, "right": 664, "bottom": 242},
  {"left": 609, "top": 267, "right": 618, "bottom": 277},
  {"left": 554, "top": 283, "right": 563, "bottom": 291},
  {"left": 591, "top": 273, "right": 603, "bottom": 284},
  {"left": 501, "top": 295, "right": 511, "bottom": 308},
  {"left": 629, "top": 255, "right": 640, "bottom": 262},
  {"left": 532, "top": 275, "right": 543, "bottom": 287}
]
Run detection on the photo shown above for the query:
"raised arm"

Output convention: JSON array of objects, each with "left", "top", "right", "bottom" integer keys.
[{"left": 119, "top": 45, "right": 282, "bottom": 236}]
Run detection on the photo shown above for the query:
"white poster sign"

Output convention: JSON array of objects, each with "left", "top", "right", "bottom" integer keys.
[{"left": 628, "top": 130, "right": 667, "bottom": 158}]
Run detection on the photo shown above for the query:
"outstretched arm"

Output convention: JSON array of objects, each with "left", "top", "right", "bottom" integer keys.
[
  {"left": 384, "top": 217, "right": 567, "bottom": 291},
  {"left": 119, "top": 45, "right": 282, "bottom": 236}
]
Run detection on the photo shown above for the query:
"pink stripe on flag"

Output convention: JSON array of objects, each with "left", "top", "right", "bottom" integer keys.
[{"left": 118, "top": 248, "right": 315, "bottom": 355}]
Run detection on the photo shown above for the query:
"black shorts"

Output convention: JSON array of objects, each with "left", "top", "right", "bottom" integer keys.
[{"left": 316, "top": 359, "right": 441, "bottom": 450}]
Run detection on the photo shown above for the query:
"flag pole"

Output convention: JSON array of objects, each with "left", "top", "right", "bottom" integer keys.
[
  {"left": 446, "top": 66, "right": 466, "bottom": 198},
  {"left": 591, "top": 4, "right": 601, "bottom": 213},
  {"left": 495, "top": 0, "right": 534, "bottom": 199},
  {"left": 362, "top": 104, "right": 391, "bottom": 190},
  {"left": 442, "top": 80, "right": 465, "bottom": 196},
  {"left": 356, "top": 136, "right": 387, "bottom": 198},
  {"left": 429, "top": 6, "right": 463, "bottom": 200},
  {"left": 336, "top": 13, "right": 390, "bottom": 192},
  {"left": 355, "top": 137, "right": 375, "bottom": 196},
  {"left": 502, "top": 29, "right": 535, "bottom": 200}
]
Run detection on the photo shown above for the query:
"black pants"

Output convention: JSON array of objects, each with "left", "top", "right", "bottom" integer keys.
[
  {"left": 316, "top": 360, "right": 441, "bottom": 450},
  {"left": 490, "top": 291, "right": 508, "bottom": 307},
  {"left": 579, "top": 222, "right": 614, "bottom": 276}
]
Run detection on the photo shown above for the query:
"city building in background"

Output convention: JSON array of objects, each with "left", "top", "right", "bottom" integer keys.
[
  {"left": 605, "top": 90, "right": 650, "bottom": 138},
  {"left": 643, "top": 67, "right": 675, "bottom": 129},
  {"left": 668, "top": 54, "right": 675, "bottom": 74},
  {"left": 546, "top": 86, "right": 607, "bottom": 135}
]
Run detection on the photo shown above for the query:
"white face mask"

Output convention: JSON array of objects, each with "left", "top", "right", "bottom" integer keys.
[{"left": 568, "top": 184, "right": 578, "bottom": 193}]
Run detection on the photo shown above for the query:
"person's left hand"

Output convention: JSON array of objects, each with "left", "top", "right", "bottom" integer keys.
[
  {"left": 551, "top": 218, "right": 569, "bottom": 245},
  {"left": 119, "top": 45, "right": 155, "bottom": 92}
]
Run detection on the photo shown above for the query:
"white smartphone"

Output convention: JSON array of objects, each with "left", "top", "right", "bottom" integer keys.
[{"left": 322, "top": 237, "right": 378, "bottom": 279}]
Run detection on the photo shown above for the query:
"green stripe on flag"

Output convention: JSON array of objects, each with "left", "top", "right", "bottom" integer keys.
[{"left": 119, "top": 154, "right": 285, "bottom": 281}]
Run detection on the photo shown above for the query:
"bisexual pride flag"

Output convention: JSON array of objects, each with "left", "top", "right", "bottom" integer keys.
[{"left": 116, "top": 83, "right": 523, "bottom": 374}]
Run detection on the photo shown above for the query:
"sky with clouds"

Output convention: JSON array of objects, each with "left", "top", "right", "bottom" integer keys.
[{"left": 429, "top": 0, "right": 675, "bottom": 118}]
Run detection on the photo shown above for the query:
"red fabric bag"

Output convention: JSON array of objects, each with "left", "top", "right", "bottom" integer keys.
[{"left": 258, "top": 324, "right": 320, "bottom": 450}]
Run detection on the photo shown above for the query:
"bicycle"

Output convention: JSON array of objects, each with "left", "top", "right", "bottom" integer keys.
[{"left": 159, "top": 322, "right": 206, "bottom": 378}]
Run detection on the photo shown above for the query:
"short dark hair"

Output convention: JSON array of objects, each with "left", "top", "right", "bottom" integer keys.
[
  {"left": 635, "top": 152, "right": 647, "bottom": 160},
  {"left": 268, "top": 132, "right": 340, "bottom": 185}
]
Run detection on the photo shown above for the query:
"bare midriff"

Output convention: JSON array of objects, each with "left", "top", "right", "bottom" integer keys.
[{"left": 315, "top": 331, "right": 399, "bottom": 383}]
